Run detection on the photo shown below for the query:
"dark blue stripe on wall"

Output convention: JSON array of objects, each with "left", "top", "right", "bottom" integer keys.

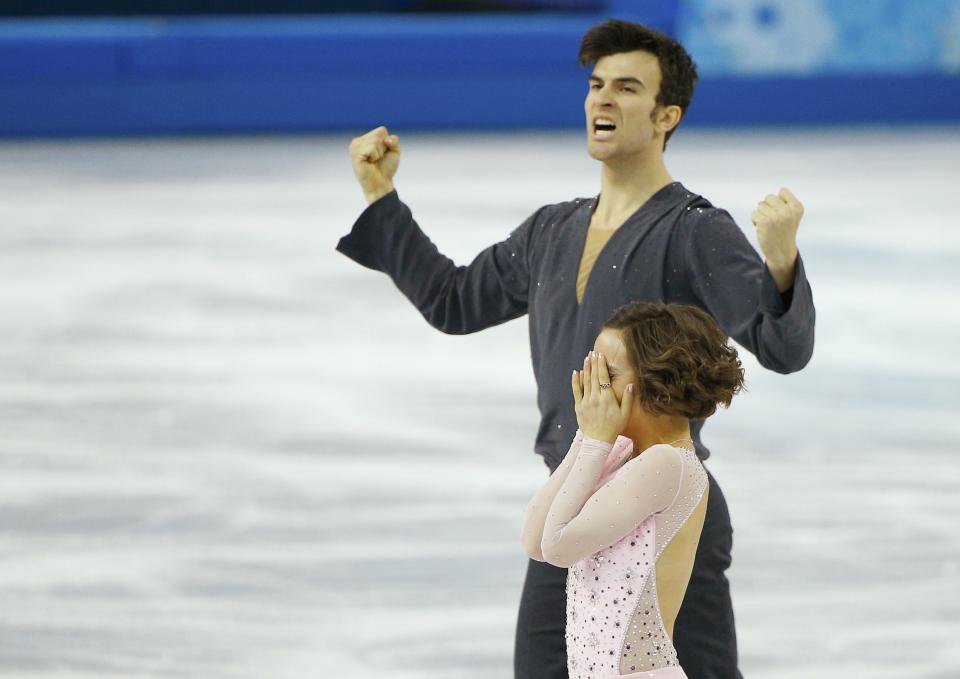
[
  {"left": 689, "top": 75, "right": 960, "bottom": 126},
  {"left": 0, "top": 14, "right": 957, "bottom": 136}
]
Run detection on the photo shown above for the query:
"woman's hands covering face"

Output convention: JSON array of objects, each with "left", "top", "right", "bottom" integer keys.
[{"left": 571, "top": 351, "right": 634, "bottom": 443}]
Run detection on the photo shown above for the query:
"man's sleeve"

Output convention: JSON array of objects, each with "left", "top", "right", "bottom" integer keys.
[
  {"left": 684, "top": 208, "right": 815, "bottom": 373},
  {"left": 336, "top": 190, "right": 542, "bottom": 335}
]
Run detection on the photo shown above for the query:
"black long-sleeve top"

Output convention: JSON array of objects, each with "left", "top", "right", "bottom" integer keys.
[{"left": 336, "top": 182, "right": 815, "bottom": 471}]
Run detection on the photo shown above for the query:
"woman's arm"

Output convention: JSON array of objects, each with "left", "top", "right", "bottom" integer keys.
[
  {"left": 541, "top": 443, "right": 682, "bottom": 567},
  {"left": 520, "top": 430, "right": 584, "bottom": 561}
]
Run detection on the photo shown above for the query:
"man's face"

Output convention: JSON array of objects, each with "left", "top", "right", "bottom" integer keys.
[{"left": 584, "top": 50, "right": 664, "bottom": 161}]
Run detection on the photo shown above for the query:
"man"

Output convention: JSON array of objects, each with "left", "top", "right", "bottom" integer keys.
[{"left": 337, "top": 18, "right": 814, "bottom": 679}]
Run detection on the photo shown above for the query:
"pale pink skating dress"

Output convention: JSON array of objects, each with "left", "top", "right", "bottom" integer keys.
[{"left": 521, "top": 430, "right": 708, "bottom": 679}]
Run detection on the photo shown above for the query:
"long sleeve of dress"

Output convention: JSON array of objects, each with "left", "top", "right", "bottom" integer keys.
[
  {"left": 540, "top": 438, "right": 684, "bottom": 568},
  {"left": 520, "top": 429, "right": 584, "bottom": 561},
  {"left": 685, "top": 208, "right": 815, "bottom": 373},
  {"left": 336, "top": 190, "right": 543, "bottom": 334}
]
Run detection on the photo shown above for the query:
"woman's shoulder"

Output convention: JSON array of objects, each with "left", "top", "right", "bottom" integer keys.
[
  {"left": 612, "top": 444, "right": 684, "bottom": 480},
  {"left": 639, "top": 442, "right": 686, "bottom": 460},
  {"left": 638, "top": 443, "right": 705, "bottom": 477}
]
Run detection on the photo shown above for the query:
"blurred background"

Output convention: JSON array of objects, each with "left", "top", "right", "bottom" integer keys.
[
  {"left": 2, "top": 0, "right": 960, "bottom": 134},
  {"left": 1, "top": 2, "right": 959, "bottom": 678}
]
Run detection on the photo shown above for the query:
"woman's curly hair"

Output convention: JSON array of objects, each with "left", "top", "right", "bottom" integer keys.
[{"left": 603, "top": 302, "right": 744, "bottom": 419}]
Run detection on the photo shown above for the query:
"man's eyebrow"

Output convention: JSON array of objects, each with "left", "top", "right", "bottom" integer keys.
[{"left": 588, "top": 75, "right": 645, "bottom": 87}]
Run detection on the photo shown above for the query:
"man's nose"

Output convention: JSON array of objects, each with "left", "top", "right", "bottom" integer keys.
[{"left": 594, "top": 89, "right": 614, "bottom": 106}]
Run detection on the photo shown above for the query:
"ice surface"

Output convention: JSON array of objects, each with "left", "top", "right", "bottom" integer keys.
[{"left": 1, "top": 127, "right": 958, "bottom": 678}]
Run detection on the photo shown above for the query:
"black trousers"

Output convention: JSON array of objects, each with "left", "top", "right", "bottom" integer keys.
[{"left": 514, "top": 468, "right": 743, "bottom": 679}]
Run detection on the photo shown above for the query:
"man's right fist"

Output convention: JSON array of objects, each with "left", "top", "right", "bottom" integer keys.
[{"left": 349, "top": 126, "right": 401, "bottom": 204}]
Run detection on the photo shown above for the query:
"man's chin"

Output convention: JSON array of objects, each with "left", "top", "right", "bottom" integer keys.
[{"left": 586, "top": 142, "right": 616, "bottom": 161}]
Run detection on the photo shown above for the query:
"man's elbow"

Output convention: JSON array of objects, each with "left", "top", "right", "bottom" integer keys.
[
  {"left": 420, "top": 306, "right": 474, "bottom": 336},
  {"left": 759, "top": 341, "right": 814, "bottom": 375},
  {"left": 762, "top": 356, "right": 807, "bottom": 375}
]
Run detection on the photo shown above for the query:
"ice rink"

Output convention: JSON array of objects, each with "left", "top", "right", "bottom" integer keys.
[{"left": 1, "top": 126, "right": 959, "bottom": 678}]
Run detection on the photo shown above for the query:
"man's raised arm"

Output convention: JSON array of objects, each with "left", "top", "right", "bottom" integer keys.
[
  {"left": 336, "top": 126, "right": 541, "bottom": 335},
  {"left": 684, "top": 188, "right": 815, "bottom": 374}
]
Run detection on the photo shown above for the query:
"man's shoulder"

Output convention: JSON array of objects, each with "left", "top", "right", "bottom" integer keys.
[
  {"left": 517, "top": 196, "right": 595, "bottom": 237},
  {"left": 672, "top": 184, "right": 737, "bottom": 231},
  {"left": 533, "top": 195, "right": 595, "bottom": 219},
  {"left": 674, "top": 183, "right": 723, "bottom": 214}
]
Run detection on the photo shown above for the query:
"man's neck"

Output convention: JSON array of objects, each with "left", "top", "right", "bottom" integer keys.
[{"left": 594, "top": 153, "right": 674, "bottom": 229}]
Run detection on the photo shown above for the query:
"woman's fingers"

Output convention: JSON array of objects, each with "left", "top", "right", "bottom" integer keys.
[
  {"left": 596, "top": 352, "right": 611, "bottom": 389},
  {"left": 582, "top": 353, "right": 591, "bottom": 399},
  {"left": 588, "top": 352, "right": 598, "bottom": 391},
  {"left": 620, "top": 383, "right": 635, "bottom": 419},
  {"left": 571, "top": 368, "right": 582, "bottom": 406}
]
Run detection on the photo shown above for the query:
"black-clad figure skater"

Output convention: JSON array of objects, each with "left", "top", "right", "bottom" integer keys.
[{"left": 337, "top": 18, "right": 815, "bottom": 679}]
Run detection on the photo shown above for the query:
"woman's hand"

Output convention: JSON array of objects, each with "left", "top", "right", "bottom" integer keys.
[{"left": 571, "top": 351, "right": 634, "bottom": 444}]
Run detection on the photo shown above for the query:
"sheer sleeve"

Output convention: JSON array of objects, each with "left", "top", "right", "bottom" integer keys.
[
  {"left": 520, "top": 429, "right": 584, "bottom": 561},
  {"left": 540, "top": 441, "right": 683, "bottom": 568}
]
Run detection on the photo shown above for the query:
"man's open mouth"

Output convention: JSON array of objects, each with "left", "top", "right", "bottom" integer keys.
[{"left": 593, "top": 118, "right": 616, "bottom": 136}]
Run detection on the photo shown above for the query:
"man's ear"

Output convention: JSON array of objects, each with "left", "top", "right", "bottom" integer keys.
[{"left": 655, "top": 105, "right": 682, "bottom": 136}]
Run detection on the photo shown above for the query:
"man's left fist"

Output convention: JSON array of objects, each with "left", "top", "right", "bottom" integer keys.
[{"left": 751, "top": 187, "right": 804, "bottom": 268}]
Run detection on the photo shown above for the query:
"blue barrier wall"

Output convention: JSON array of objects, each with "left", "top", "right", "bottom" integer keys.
[{"left": 1, "top": 7, "right": 959, "bottom": 136}]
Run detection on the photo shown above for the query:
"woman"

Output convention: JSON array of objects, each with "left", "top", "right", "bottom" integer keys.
[{"left": 520, "top": 301, "right": 745, "bottom": 679}]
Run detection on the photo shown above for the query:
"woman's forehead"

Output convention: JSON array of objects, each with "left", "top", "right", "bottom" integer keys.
[{"left": 594, "top": 328, "right": 626, "bottom": 358}]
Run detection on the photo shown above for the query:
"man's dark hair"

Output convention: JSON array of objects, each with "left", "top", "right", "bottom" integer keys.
[
  {"left": 602, "top": 302, "right": 744, "bottom": 420},
  {"left": 578, "top": 18, "right": 698, "bottom": 148}
]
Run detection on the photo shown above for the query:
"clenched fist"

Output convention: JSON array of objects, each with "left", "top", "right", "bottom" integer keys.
[
  {"left": 349, "top": 126, "right": 401, "bottom": 204},
  {"left": 751, "top": 188, "right": 804, "bottom": 292}
]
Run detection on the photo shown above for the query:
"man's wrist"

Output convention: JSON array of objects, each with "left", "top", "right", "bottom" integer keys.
[
  {"left": 766, "top": 261, "right": 796, "bottom": 293},
  {"left": 765, "top": 248, "right": 798, "bottom": 293},
  {"left": 363, "top": 182, "right": 395, "bottom": 205}
]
